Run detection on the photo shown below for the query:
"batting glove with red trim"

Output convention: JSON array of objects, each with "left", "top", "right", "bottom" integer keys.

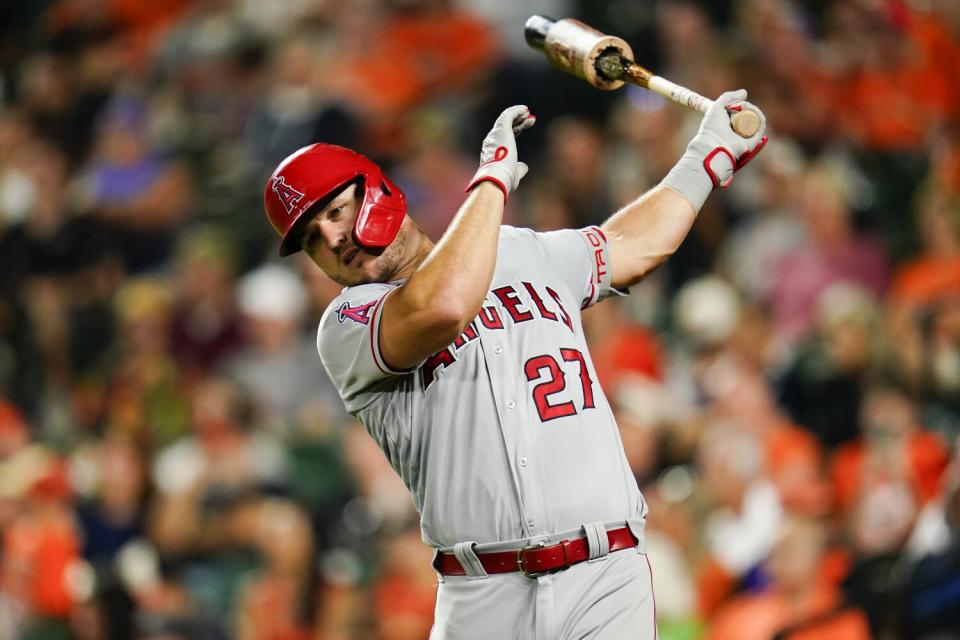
[
  {"left": 661, "top": 89, "right": 768, "bottom": 211},
  {"left": 466, "top": 105, "right": 536, "bottom": 200}
]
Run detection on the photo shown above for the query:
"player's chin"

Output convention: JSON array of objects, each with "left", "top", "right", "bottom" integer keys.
[
  {"left": 331, "top": 272, "right": 365, "bottom": 287},
  {"left": 335, "top": 262, "right": 383, "bottom": 287}
]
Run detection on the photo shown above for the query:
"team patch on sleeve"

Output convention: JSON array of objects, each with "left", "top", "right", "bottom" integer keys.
[
  {"left": 337, "top": 300, "right": 377, "bottom": 325},
  {"left": 317, "top": 284, "right": 413, "bottom": 414}
]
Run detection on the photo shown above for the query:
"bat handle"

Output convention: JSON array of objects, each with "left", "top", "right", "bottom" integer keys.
[{"left": 645, "top": 75, "right": 759, "bottom": 138}]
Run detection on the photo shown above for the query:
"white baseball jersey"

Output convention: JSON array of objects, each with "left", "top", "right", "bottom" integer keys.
[{"left": 317, "top": 225, "right": 646, "bottom": 548}]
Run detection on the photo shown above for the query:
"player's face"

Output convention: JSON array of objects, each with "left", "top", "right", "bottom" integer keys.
[{"left": 298, "top": 183, "right": 406, "bottom": 286}]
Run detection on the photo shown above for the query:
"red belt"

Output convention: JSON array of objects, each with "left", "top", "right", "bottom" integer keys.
[{"left": 434, "top": 526, "right": 638, "bottom": 578}]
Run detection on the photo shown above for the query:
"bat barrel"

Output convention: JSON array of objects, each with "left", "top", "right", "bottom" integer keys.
[{"left": 525, "top": 15, "right": 634, "bottom": 91}]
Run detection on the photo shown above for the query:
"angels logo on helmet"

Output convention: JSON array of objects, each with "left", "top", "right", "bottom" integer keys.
[{"left": 271, "top": 176, "right": 305, "bottom": 215}]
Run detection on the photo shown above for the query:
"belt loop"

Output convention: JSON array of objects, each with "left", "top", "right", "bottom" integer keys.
[
  {"left": 583, "top": 521, "right": 609, "bottom": 562},
  {"left": 453, "top": 542, "right": 489, "bottom": 579},
  {"left": 627, "top": 518, "right": 647, "bottom": 554}
]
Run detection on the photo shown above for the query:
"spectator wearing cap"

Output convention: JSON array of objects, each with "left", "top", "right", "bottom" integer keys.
[{"left": 223, "top": 264, "right": 346, "bottom": 434}]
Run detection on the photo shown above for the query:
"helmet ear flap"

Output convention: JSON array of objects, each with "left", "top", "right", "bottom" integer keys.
[{"left": 353, "top": 175, "right": 406, "bottom": 250}]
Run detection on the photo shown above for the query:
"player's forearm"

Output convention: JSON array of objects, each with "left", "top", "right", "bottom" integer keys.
[
  {"left": 601, "top": 185, "right": 697, "bottom": 288},
  {"left": 398, "top": 183, "right": 505, "bottom": 330},
  {"left": 379, "top": 106, "right": 533, "bottom": 369},
  {"left": 604, "top": 91, "right": 768, "bottom": 290}
]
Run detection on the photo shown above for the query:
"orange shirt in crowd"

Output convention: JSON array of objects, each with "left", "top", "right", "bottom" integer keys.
[
  {"left": 373, "top": 574, "right": 437, "bottom": 639},
  {"left": 237, "top": 574, "right": 311, "bottom": 640},
  {"left": 891, "top": 255, "right": 960, "bottom": 307},
  {"left": 707, "top": 585, "right": 871, "bottom": 640},
  {"left": 108, "top": 0, "right": 188, "bottom": 32},
  {"left": 331, "top": 11, "right": 499, "bottom": 155},
  {"left": 335, "top": 9, "right": 499, "bottom": 153},
  {"left": 764, "top": 422, "right": 831, "bottom": 515},
  {"left": 1, "top": 508, "right": 82, "bottom": 618},
  {"left": 590, "top": 324, "right": 663, "bottom": 391},
  {"left": 697, "top": 557, "right": 740, "bottom": 619},
  {"left": 836, "top": 11, "right": 960, "bottom": 151},
  {"left": 698, "top": 546, "right": 853, "bottom": 622},
  {"left": 830, "top": 430, "right": 950, "bottom": 513},
  {"left": 46, "top": 0, "right": 188, "bottom": 67}
]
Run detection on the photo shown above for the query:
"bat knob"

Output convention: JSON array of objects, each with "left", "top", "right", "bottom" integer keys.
[{"left": 731, "top": 109, "right": 761, "bottom": 138}]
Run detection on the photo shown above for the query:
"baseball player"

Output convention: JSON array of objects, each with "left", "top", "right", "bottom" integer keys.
[{"left": 263, "top": 91, "right": 767, "bottom": 639}]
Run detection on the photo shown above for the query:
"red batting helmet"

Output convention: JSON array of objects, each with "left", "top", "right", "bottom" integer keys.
[{"left": 264, "top": 144, "right": 407, "bottom": 256}]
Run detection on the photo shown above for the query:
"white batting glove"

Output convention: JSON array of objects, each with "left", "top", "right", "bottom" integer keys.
[
  {"left": 466, "top": 105, "right": 536, "bottom": 200},
  {"left": 661, "top": 90, "right": 768, "bottom": 211}
]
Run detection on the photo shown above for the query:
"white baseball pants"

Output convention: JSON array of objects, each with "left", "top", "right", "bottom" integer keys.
[{"left": 429, "top": 547, "right": 657, "bottom": 639}]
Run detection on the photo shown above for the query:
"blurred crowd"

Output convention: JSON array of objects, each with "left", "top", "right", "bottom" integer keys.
[{"left": 0, "top": 0, "right": 958, "bottom": 638}]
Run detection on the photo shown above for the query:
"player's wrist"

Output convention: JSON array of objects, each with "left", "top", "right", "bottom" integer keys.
[
  {"left": 464, "top": 171, "right": 510, "bottom": 202},
  {"left": 466, "top": 159, "right": 528, "bottom": 202},
  {"left": 466, "top": 174, "right": 510, "bottom": 201},
  {"left": 660, "top": 134, "right": 728, "bottom": 211}
]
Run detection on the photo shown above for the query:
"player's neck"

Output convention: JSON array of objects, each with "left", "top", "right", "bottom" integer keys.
[{"left": 392, "top": 231, "right": 434, "bottom": 281}]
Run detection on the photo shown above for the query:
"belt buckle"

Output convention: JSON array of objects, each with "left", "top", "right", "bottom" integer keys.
[{"left": 517, "top": 541, "right": 548, "bottom": 579}]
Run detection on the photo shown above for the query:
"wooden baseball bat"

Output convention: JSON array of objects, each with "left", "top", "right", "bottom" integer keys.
[{"left": 524, "top": 15, "right": 760, "bottom": 138}]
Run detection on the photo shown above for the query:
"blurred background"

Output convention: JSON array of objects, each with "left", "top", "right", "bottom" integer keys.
[{"left": 0, "top": 0, "right": 958, "bottom": 638}]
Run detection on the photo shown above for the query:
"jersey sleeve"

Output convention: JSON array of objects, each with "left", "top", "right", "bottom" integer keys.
[
  {"left": 316, "top": 283, "right": 416, "bottom": 414},
  {"left": 535, "top": 226, "right": 626, "bottom": 309}
]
